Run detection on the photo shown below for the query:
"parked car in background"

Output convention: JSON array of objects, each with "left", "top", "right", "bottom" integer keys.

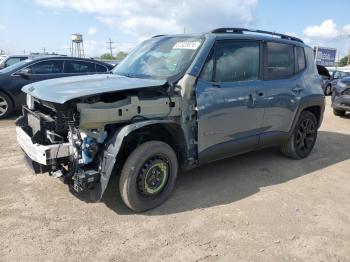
[
  {"left": 0, "top": 55, "right": 30, "bottom": 69},
  {"left": 332, "top": 76, "right": 350, "bottom": 116},
  {"left": 317, "top": 65, "right": 331, "bottom": 95},
  {"left": 0, "top": 56, "right": 113, "bottom": 118},
  {"left": 322, "top": 69, "right": 350, "bottom": 96},
  {"left": 16, "top": 28, "right": 325, "bottom": 212}
]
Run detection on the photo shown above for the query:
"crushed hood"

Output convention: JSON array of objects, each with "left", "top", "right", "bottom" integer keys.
[{"left": 22, "top": 74, "right": 167, "bottom": 104}]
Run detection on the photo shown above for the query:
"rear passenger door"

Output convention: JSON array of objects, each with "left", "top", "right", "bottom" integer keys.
[
  {"left": 196, "top": 40, "right": 265, "bottom": 163},
  {"left": 260, "top": 42, "right": 306, "bottom": 146}
]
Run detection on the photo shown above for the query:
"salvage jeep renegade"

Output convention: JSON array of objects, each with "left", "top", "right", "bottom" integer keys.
[{"left": 16, "top": 28, "right": 325, "bottom": 212}]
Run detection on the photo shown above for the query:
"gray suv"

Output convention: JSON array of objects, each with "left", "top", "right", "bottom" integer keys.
[{"left": 16, "top": 28, "right": 325, "bottom": 212}]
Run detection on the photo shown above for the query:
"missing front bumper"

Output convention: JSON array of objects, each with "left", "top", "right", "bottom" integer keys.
[{"left": 16, "top": 126, "right": 74, "bottom": 166}]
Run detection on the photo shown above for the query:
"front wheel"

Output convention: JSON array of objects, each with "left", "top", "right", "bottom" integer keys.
[
  {"left": 281, "top": 111, "right": 318, "bottom": 159},
  {"left": 119, "top": 140, "right": 178, "bottom": 212}
]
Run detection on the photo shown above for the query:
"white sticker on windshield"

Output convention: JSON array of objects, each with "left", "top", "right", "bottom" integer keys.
[{"left": 173, "top": 41, "right": 201, "bottom": 50}]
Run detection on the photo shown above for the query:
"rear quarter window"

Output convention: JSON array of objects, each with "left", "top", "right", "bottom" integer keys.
[{"left": 296, "top": 47, "right": 306, "bottom": 72}]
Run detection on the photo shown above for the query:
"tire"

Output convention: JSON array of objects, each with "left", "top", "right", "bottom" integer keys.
[
  {"left": 119, "top": 140, "right": 178, "bottom": 212},
  {"left": 333, "top": 108, "right": 345, "bottom": 116},
  {"left": 281, "top": 111, "right": 318, "bottom": 159},
  {"left": 325, "top": 85, "right": 332, "bottom": 96},
  {"left": 0, "top": 91, "right": 13, "bottom": 119}
]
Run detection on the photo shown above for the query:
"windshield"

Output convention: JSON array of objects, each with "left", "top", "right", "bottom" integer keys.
[
  {"left": 113, "top": 36, "right": 203, "bottom": 79},
  {"left": 0, "top": 59, "right": 32, "bottom": 74}
]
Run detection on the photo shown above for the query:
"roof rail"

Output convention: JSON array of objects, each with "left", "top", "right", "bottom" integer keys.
[
  {"left": 210, "top": 28, "right": 304, "bottom": 43},
  {"left": 152, "top": 34, "right": 166, "bottom": 38}
]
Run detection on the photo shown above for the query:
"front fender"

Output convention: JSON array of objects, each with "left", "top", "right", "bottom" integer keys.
[{"left": 91, "top": 119, "right": 177, "bottom": 201}]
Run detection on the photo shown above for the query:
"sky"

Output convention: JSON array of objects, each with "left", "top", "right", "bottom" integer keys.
[{"left": 0, "top": 0, "right": 349, "bottom": 59}]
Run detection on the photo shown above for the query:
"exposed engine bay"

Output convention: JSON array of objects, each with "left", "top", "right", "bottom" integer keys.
[{"left": 16, "top": 87, "right": 184, "bottom": 196}]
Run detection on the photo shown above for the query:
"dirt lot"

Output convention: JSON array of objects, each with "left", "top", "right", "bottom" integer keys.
[{"left": 1, "top": 97, "right": 350, "bottom": 262}]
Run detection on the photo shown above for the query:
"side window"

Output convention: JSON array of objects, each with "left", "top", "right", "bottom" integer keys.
[
  {"left": 199, "top": 52, "right": 214, "bottom": 81},
  {"left": 296, "top": 46, "right": 306, "bottom": 72},
  {"left": 265, "top": 42, "right": 294, "bottom": 80},
  {"left": 5, "top": 57, "right": 21, "bottom": 67},
  {"left": 64, "top": 60, "right": 95, "bottom": 73},
  {"left": 27, "top": 60, "right": 63, "bottom": 74},
  {"left": 95, "top": 64, "right": 108, "bottom": 73},
  {"left": 215, "top": 42, "right": 259, "bottom": 82}
]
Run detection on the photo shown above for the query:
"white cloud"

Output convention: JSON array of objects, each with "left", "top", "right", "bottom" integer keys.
[
  {"left": 342, "top": 24, "right": 350, "bottom": 36},
  {"left": 35, "top": 0, "right": 258, "bottom": 38},
  {"left": 303, "top": 19, "right": 339, "bottom": 39},
  {"left": 88, "top": 27, "right": 97, "bottom": 35}
]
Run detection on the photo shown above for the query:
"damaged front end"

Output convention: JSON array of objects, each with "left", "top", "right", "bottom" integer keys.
[{"left": 16, "top": 90, "right": 182, "bottom": 199}]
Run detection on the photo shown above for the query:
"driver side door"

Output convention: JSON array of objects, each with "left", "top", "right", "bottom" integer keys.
[{"left": 12, "top": 59, "right": 64, "bottom": 106}]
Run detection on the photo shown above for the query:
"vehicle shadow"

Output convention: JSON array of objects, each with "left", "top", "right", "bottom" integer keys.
[{"left": 98, "top": 130, "right": 350, "bottom": 215}]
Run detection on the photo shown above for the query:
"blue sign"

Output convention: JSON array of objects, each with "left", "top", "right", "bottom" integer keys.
[{"left": 315, "top": 47, "right": 337, "bottom": 66}]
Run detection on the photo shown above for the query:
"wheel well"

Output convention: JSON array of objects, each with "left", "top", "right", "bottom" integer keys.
[
  {"left": 120, "top": 123, "right": 187, "bottom": 167},
  {"left": 303, "top": 106, "right": 321, "bottom": 124}
]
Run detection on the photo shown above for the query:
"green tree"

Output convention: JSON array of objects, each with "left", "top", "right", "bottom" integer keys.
[
  {"left": 115, "top": 51, "right": 128, "bottom": 60},
  {"left": 100, "top": 52, "right": 128, "bottom": 61},
  {"left": 100, "top": 53, "right": 116, "bottom": 60},
  {"left": 338, "top": 55, "right": 349, "bottom": 67}
]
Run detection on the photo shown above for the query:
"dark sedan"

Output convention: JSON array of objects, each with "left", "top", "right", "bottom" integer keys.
[
  {"left": 332, "top": 76, "right": 350, "bottom": 116},
  {"left": 0, "top": 56, "right": 113, "bottom": 118}
]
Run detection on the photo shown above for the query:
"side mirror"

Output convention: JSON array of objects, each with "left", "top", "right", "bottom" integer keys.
[{"left": 17, "top": 68, "right": 32, "bottom": 77}]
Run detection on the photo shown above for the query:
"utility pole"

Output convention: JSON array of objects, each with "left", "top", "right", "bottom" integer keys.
[
  {"left": 347, "top": 34, "right": 350, "bottom": 66},
  {"left": 107, "top": 38, "right": 115, "bottom": 57}
]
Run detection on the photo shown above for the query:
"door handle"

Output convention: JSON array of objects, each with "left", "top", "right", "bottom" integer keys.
[
  {"left": 292, "top": 85, "right": 304, "bottom": 93},
  {"left": 248, "top": 93, "right": 256, "bottom": 107},
  {"left": 212, "top": 84, "right": 221, "bottom": 88}
]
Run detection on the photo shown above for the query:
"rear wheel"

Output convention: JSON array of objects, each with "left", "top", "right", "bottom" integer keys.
[
  {"left": 325, "top": 85, "right": 332, "bottom": 96},
  {"left": 333, "top": 108, "right": 345, "bottom": 116},
  {"left": 281, "top": 111, "right": 318, "bottom": 159},
  {"left": 0, "top": 92, "right": 13, "bottom": 119},
  {"left": 119, "top": 140, "right": 178, "bottom": 212}
]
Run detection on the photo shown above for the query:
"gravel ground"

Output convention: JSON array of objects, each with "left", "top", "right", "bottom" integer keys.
[{"left": 1, "top": 97, "right": 350, "bottom": 262}]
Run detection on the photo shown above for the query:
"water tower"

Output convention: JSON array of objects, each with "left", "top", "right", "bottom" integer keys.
[{"left": 71, "top": 33, "right": 85, "bottom": 58}]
